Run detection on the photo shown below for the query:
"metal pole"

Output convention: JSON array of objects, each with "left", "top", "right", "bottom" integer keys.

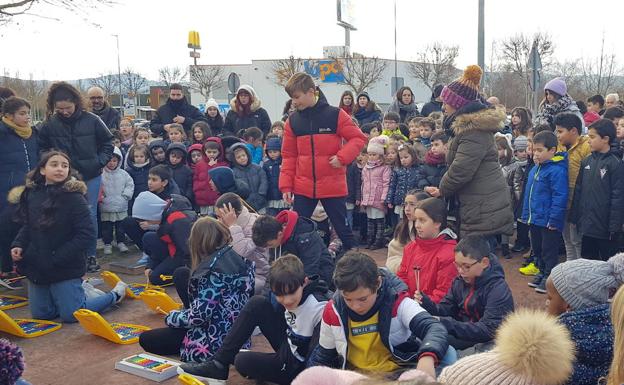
[
  {"left": 113, "top": 34, "right": 123, "bottom": 117},
  {"left": 394, "top": 0, "right": 398, "bottom": 92},
  {"left": 478, "top": 0, "right": 485, "bottom": 71},
  {"left": 345, "top": 27, "right": 350, "bottom": 52}
]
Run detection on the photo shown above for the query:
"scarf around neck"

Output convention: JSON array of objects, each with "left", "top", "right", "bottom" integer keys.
[{"left": 2, "top": 116, "right": 32, "bottom": 139}]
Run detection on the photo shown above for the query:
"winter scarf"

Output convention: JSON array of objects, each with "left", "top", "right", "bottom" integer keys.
[
  {"left": 425, "top": 150, "right": 446, "bottom": 166},
  {"left": 1, "top": 116, "right": 32, "bottom": 139},
  {"left": 536, "top": 94, "right": 576, "bottom": 126},
  {"left": 389, "top": 99, "right": 419, "bottom": 117}
]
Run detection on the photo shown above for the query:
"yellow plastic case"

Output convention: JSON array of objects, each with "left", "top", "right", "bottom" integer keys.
[
  {"left": 140, "top": 290, "right": 182, "bottom": 314},
  {"left": 100, "top": 270, "right": 165, "bottom": 299},
  {"left": 0, "top": 309, "right": 61, "bottom": 338},
  {"left": 0, "top": 294, "right": 28, "bottom": 310},
  {"left": 73, "top": 309, "right": 150, "bottom": 344},
  {"left": 178, "top": 373, "right": 208, "bottom": 385}
]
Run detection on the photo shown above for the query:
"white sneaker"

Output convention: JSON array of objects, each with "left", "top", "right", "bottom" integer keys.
[
  {"left": 111, "top": 281, "right": 129, "bottom": 303},
  {"left": 117, "top": 242, "right": 129, "bottom": 253},
  {"left": 103, "top": 244, "right": 112, "bottom": 255},
  {"left": 82, "top": 281, "right": 106, "bottom": 299}
]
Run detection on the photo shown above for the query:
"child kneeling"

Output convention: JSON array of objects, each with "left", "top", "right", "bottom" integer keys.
[
  {"left": 139, "top": 217, "right": 254, "bottom": 363},
  {"left": 11, "top": 151, "right": 127, "bottom": 323}
]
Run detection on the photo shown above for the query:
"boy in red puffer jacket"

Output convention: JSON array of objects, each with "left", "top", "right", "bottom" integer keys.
[
  {"left": 281, "top": 73, "right": 366, "bottom": 253},
  {"left": 192, "top": 137, "right": 228, "bottom": 215}
]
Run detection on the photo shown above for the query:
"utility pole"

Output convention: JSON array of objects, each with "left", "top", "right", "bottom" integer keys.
[
  {"left": 477, "top": 0, "right": 485, "bottom": 72},
  {"left": 113, "top": 34, "right": 123, "bottom": 117}
]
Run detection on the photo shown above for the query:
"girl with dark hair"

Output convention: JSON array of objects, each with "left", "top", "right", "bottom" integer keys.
[
  {"left": 39, "top": 81, "right": 114, "bottom": 272},
  {"left": 353, "top": 91, "right": 382, "bottom": 125},
  {"left": 387, "top": 86, "right": 420, "bottom": 123},
  {"left": 10, "top": 151, "right": 127, "bottom": 323},
  {"left": 204, "top": 99, "right": 224, "bottom": 136},
  {"left": 223, "top": 85, "right": 271, "bottom": 136},
  {"left": 510, "top": 107, "right": 532, "bottom": 137},
  {"left": 338, "top": 90, "right": 354, "bottom": 116}
]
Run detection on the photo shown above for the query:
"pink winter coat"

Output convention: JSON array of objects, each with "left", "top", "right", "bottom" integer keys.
[
  {"left": 228, "top": 206, "right": 269, "bottom": 292},
  {"left": 360, "top": 161, "right": 391, "bottom": 211}
]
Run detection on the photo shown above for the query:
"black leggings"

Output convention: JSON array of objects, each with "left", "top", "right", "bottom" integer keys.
[
  {"left": 214, "top": 295, "right": 303, "bottom": 385},
  {"left": 139, "top": 327, "right": 187, "bottom": 357}
]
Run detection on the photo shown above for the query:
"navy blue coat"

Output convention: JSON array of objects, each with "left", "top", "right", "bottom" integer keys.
[
  {"left": 386, "top": 165, "right": 421, "bottom": 206},
  {"left": 263, "top": 157, "right": 282, "bottom": 201},
  {"left": 0, "top": 121, "right": 38, "bottom": 211},
  {"left": 421, "top": 255, "right": 514, "bottom": 349}
]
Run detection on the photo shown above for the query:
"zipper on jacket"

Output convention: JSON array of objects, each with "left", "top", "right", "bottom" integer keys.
[
  {"left": 463, "top": 287, "right": 475, "bottom": 319},
  {"left": 22, "top": 139, "right": 31, "bottom": 171},
  {"left": 309, "top": 119, "right": 317, "bottom": 199},
  {"left": 527, "top": 165, "right": 541, "bottom": 224}
]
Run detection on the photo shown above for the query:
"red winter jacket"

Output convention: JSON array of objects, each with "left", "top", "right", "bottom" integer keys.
[
  {"left": 192, "top": 137, "right": 229, "bottom": 206},
  {"left": 279, "top": 90, "right": 366, "bottom": 199},
  {"left": 397, "top": 230, "right": 458, "bottom": 303}
]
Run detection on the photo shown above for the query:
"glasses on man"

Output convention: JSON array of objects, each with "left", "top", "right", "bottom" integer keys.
[{"left": 454, "top": 260, "right": 479, "bottom": 272}]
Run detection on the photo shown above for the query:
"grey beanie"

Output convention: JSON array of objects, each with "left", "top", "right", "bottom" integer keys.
[
  {"left": 131, "top": 191, "right": 167, "bottom": 221},
  {"left": 513, "top": 135, "right": 528, "bottom": 152},
  {"left": 550, "top": 253, "right": 624, "bottom": 310}
]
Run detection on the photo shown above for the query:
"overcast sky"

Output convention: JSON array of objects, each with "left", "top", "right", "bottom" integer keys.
[{"left": 1, "top": 0, "right": 622, "bottom": 81}]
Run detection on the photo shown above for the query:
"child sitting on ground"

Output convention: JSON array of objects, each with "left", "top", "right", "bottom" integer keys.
[
  {"left": 397, "top": 197, "right": 457, "bottom": 303},
  {"left": 139, "top": 217, "right": 254, "bottom": 363},
  {"left": 11, "top": 151, "right": 128, "bottom": 323},
  {"left": 545, "top": 253, "right": 623, "bottom": 385},
  {"left": 417, "top": 235, "right": 514, "bottom": 352},
  {"left": 308, "top": 252, "right": 450, "bottom": 380},
  {"left": 100, "top": 147, "right": 134, "bottom": 255},
  {"left": 179, "top": 255, "right": 330, "bottom": 384}
]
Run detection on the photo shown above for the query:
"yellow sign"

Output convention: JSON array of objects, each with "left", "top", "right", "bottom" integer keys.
[{"left": 187, "top": 31, "right": 201, "bottom": 49}]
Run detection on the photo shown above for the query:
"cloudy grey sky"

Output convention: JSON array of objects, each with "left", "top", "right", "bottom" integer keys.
[{"left": 1, "top": 0, "right": 621, "bottom": 81}]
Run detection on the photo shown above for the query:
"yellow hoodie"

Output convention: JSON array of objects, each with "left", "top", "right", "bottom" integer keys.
[{"left": 557, "top": 135, "right": 591, "bottom": 209}]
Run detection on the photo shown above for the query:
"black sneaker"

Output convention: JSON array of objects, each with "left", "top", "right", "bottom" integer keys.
[
  {"left": 527, "top": 274, "right": 543, "bottom": 288},
  {"left": 535, "top": 278, "right": 547, "bottom": 294},
  {"left": 511, "top": 243, "right": 529, "bottom": 253},
  {"left": 86, "top": 256, "right": 101, "bottom": 273},
  {"left": 178, "top": 359, "right": 228, "bottom": 384}
]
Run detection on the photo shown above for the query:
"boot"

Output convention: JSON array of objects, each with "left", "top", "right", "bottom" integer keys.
[
  {"left": 501, "top": 244, "right": 511, "bottom": 259},
  {"left": 365, "top": 219, "right": 375, "bottom": 249},
  {"left": 370, "top": 219, "right": 386, "bottom": 250}
]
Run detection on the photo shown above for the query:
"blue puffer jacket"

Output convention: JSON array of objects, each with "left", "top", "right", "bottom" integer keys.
[
  {"left": 0, "top": 120, "right": 38, "bottom": 211},
  {"left": 263, "top": 157, "right": 282, "bottom": 201},
  {"left": 165, "top": 245, "right": 254, "bottom": 363},
  {"left": 559, "top": 304, "right": 613, "bottom": 385},
  {"left": 521, "top": 152, "right": 568, "bottom": 232},
  {"left": 386, "top": 165, "right": 422, "bottom": 206}
]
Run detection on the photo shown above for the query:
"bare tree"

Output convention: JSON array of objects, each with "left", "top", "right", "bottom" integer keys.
[
  {"left": 333, "top": 55, "right": 387, "bottom": 95},
  {"left": 24, "top": 73, "right": 45, "bottom": 121},
  {"left": 0, "top": 0, "right": 114, "bottom": 25},
  {"left": 89, "top": 72, "right": 119, "bottom": 102},
  {"left": 579, "top": 36, "right": 622, "bottom": 96},
  {"left": 121, "top": 68, "right": 147, "bottom": 115},
  {"left": 552, "top": 59, "right": 585, "bottom": 99},
  {"left": 270, "top": 55, "right": 305, "bottom": 86},
  {"left": 408, "top": 42, "right": 460, "bottom": 91},
  {"left": 189, "top": 65, "right": 225, "bottom": 102},
  {"left": 498, "top": 32, "right": 555, "bottom": 106},
  {"left": 158, "top": 66, "right": 188, "bottom": 87}
]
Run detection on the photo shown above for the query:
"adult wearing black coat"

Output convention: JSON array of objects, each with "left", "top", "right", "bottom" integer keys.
[
  {"left": 87, "top": 86, "right": 121, "bottom": 130},
  {"left": 38, "top": 82, "right": 113, "bottom": 263},
  {"left": 421, "top": 84, "right": 444, "bottom": 117},
  {"left": 150, "top": 83, "right": 207, "bottom": 138},
  {"left": 223, "top": 85, "right": 271, "bottom": 137}
]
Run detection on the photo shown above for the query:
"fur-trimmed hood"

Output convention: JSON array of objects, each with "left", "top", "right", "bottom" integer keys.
[
  {"left": 229, "top": 84, "right": 262, "bottom": 112},
  {"left": 24, "top": 176, "right": 87, "bottom": 195},
  {"left": 451, "top": 105, "right": 506, "bottom": 136},
  {"left": 7, "top": 185, "right": 25, "bottom": 204}
]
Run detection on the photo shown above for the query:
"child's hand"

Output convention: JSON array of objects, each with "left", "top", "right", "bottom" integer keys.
[
  {"left": 283, "top": 192, "right": 294, "bottom": 204},
  {"left": 208, "top": 158, "right": 217, "bottom": 166},
  {"left": 424, "top": 186, "right": 440, "bottom": 197},
  {"left": 329, "top": 155, "right": 342, "bottom": 168},
  {"left": 10, "top": 247, "right": 22, "bottom": 261},
  {"left": 139, "top": 221, "right": 150, "bottom": 230},
  {"left": 217, "top": 203, "right": 238, "bottom": 227},
  {"left": 144, "top": 269, "right": 152, "bottom": 280},
  {"left": 415, "top": 355, "right": 436, "bottom": 379},
  {"left": 413, "top": 290, "right": 423, "bottom": 304}
]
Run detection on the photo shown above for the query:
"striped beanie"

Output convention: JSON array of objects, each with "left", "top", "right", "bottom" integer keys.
[{"left": 441, "top": 65, "right": 483, "bottom": 110}]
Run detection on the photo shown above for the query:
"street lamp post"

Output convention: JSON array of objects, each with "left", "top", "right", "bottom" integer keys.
[
  {"left": 113, "top": 34, "right": 123, "bottom": 117},
  {"left": 478, "top": 0, "right": 485, "bottom": 71}
]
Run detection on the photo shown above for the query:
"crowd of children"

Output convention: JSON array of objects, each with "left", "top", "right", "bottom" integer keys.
[{"left": 4, "top": 69, "right": 624, "bottom": 385}]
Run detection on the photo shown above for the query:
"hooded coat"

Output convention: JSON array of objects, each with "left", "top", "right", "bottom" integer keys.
[
  {"left": 223, "top": 85, "right": 271, "bottom": 136},
  {"left": 38, "top": 110, "right": 114, "bottom": 181},
  {"left": 420, "top": 255, "right": 514, "bottom": 349},
  {"left": 125, "top": 149, "right": 151, "bottom": 201},
  {"left": 12, "top": 177, "right": 93, "bottom": 284},
  {"left": 165, "top": 143, "right": 193, "bottom": 201},
  {"left": 192, "top": 137, "right": 229, "bottom": 207},
  {"left": 101, "top": 147, "right": 134, "bottom": 214},
  {"left": 280, "top": 89, "right": 366, "bottom": 199},
  {"left": 420, "top": 85, "right": 444, "bottom": 117},
  {"left": 397, "top": 229, "right": 458, "bottom": 303},
  {"left": 353, "top": 93, "right": 383, "bottom": 125},
  {"left": 208, "top": 167, "right": 251, "bottom": 200},
  {"left": 150, "top": 96, "right": 208, "bottom": 138},
  {"left": 439, "top": 102, "right": 514, "bottom": 237},
  {"left": 165, "top": 245, "right": 254, "bottom": 363},
  {"left": 360, "top": 161, "right": 391, "bottom": 211},
  {"left": 228, "top": 206, "right": 269, "bottom": 291},
  {"left": 155, "top": 194, "right": 197, "bottom": 265},
  {"left": 0, "top": 119, "right": 38, "bottom": 212},
  {"left": 228, "top": 142, "right": 268, "bottom": 211}
]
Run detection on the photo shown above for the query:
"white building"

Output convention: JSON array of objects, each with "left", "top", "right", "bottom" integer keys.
[{"left": 189, "top": 56, "right": 437, "bottom": 122}]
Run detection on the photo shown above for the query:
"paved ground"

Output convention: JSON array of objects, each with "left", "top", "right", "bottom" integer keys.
[{"left": 4, "top": 246, "right": 545, "bottom": 385}]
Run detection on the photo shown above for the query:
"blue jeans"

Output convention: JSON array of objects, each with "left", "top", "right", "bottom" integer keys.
[
  {"left": 436, "top": 345, "right": 458, "bottom": 374},
  {"left": 85, "top": 175, "right": 102, "bottom": 257},
  {"left": 28, "top": 278, "right": 116, "bottom": 323}
]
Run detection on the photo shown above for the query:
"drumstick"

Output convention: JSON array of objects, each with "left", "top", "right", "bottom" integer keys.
[
  {"left": 156, "top": 306, "right": 168, "bottom": 315},
  {"left": 159, "top": 274, "right": 173, "bottom": 281},
  {"left": 413, "top": 266, "right": 421, "bottom": 293}
]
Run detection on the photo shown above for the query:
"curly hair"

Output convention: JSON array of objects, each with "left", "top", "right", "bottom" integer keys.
[{"left": 46, "top": 81, "right": 85, "bottom": 117}]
